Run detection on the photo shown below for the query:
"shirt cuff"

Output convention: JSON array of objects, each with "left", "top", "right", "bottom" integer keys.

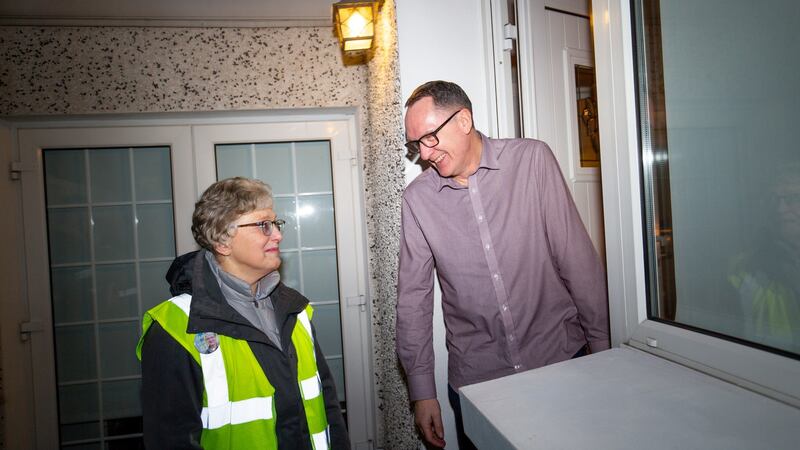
[
  {"left": 588, "top": 339, "right": 611, "bottom": 353},
  {"left": 407, "top": 372, "right": 437, "bottom": 402}
]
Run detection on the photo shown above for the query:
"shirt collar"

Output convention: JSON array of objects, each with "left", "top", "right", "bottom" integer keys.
[
  {"left": 435, "top": 131, "right": 501, "bottom": 191},
  {"left": 203, "top": 250, "right": 280, "bottom": 303}
]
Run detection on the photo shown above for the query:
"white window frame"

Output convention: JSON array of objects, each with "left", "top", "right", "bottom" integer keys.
[
  {"left": 592, "top": 0, "right": 800, "bottom": 406},
  {"left": 483, "top": 0, "right": 523, "bottom": 139}
]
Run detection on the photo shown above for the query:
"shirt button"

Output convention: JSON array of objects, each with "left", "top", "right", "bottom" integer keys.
[
  {"left": 471, "top": 188, "right": 477, "bottom": 193},
  {"left": 478, "top": 215, "right": 483, "bottom": 221},
  {"left": 509, "top": 335, "right": 515, "bottom": 342},
  {"left": 485, "top": 244, "right": 491, "bottom": 250},
  {"left": 514, "top": 364, "right": 521, "bottom": 370},
  {"left": 493, "top": 273, "right": 499, "bottom": 280},
  {"left": 502, "top": 304, "right": 508, "bottom": 311}
]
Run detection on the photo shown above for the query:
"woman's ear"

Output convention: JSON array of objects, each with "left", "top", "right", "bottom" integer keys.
[{"left": 214, "top": 241, "right": 232, "bottom": 256}]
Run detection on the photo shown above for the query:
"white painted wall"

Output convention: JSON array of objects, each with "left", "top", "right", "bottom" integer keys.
[{"left": 396, "top": 1, "right": 492, "bottom": 448}]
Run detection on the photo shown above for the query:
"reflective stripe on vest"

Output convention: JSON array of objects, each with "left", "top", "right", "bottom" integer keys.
[
  {"left": 294, "top": 309, "right": 330, "bottom": 450},
  {"left": 137, "top": 294, "right": 329, "bottom": 449}
]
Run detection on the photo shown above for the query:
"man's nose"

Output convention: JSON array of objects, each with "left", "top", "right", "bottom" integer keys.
[{"left": 419, "top": 144, "right": 436, "bottom": 161}]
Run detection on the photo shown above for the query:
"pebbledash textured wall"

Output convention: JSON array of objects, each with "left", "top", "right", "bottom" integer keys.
[
  {"left": 365, "top": 1, "right": 419, "bottom": 448},
  {"left": 0, "top": 2, "right": 417, "bottom": 447}
]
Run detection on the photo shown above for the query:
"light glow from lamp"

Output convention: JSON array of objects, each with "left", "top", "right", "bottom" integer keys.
[{"left": 333, "top": 1, "right": 379, "bottom": 54}]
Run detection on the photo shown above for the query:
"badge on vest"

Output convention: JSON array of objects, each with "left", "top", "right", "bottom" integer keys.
[{"left": 194, "top": 332, "right": 220, "bottom": 354}]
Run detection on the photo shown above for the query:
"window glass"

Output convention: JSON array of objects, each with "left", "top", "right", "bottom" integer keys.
[
  {"left": 633, "top": 0, "right": 800, "bottom": 356},
  {"left": 43, "top": 146, "right": 175, "bottom": 448},
  {"left": 215, "top": 140, "right": 347, "bottom": 407}
]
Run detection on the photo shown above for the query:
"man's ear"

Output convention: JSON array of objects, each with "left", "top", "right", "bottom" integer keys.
[{"left": 456, "top": 109, "right": 474, "bottom": 133}]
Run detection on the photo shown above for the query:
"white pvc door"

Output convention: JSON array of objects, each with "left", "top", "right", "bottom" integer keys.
[
  {"left": 193, "top": 119, "right": 374, "bottom": 448},
  {"left": 16, "top": 125, "right": 195, "bottom": 449},
  {"left": 543, "top": 8, "right": 606, "bottom": 258},
  {"left": 10, "top": 114, "right": 373, "bottom": 450}
]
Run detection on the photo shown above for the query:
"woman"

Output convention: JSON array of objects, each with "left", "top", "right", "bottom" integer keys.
[{"left": 137, "top": 177, "right": 349, "bottom": 449}]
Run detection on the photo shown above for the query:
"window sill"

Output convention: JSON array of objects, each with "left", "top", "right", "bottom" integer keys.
[{"left": 460, "top": 346, "right": 800, "bottom": 449}]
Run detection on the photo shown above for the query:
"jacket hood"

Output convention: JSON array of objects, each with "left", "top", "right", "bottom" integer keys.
[{"left": 166, "top": 250, "right": 201, "bottom": 296}]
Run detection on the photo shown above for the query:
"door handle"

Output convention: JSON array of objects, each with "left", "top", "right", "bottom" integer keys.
[{"left": 346, "top": 295, "right": 366, "bottom": 312}]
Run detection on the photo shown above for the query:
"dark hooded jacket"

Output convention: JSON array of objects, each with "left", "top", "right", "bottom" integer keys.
[{"left": 140, "top": 250, "right": 350, "bottom": 449}]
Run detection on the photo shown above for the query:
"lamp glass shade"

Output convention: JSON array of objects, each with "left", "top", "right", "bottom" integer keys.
[
  {"left": 344, "top": 38, "right": 373, "bottom": 51},
  {"left": 334, "top": 2, "right": 377, "bottom": 52}
]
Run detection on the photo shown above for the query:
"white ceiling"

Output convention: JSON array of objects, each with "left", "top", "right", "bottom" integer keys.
[{"left": 0, "top": 0, "right": 337, "bottom": 26}]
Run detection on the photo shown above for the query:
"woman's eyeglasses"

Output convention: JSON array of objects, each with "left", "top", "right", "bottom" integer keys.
[{"left": 236, "top": 219, "right": 285, "bottom": 236}]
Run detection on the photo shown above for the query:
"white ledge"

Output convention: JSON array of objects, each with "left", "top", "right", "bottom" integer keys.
[{"left": 460, "top": 346, "right": 800, "bottom": 449}]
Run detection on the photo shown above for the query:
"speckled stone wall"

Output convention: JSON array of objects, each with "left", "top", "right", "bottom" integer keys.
[
  {"left": 0, "top": 26, "right": 367, "bottom": 115},
  {"left": 366, "top": 1, "right": 420, "bottom": 449},
  {"left": 0, "top": 17, "right": 416, "bottom": 449}
]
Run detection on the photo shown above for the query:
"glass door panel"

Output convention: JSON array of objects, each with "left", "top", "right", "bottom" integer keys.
[
  {"left": 42, "top": 146, "right": 175, "bottom": 449},
  {"left": 215, "top": 140, "right": 347, "bottom": 406}
]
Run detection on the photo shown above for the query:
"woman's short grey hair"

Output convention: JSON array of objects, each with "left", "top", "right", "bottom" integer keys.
[{"left": 192, "top": 177, "right": 274, "bottom": 251}]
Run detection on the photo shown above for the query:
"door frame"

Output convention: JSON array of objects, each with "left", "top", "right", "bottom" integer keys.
[
  {"left": 0, "top": 118, "right": 37, "bottom": 450},
  {"left": 6, "top": 108, "right": 375, "bottom": 449}
]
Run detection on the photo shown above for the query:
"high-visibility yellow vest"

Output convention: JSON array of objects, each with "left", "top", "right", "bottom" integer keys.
[
  {"left": 729, "top": 270, "right": 797, "bottom": 347},
  {"left": 136, "top": 293, "right": 330, "bottom": 449}
]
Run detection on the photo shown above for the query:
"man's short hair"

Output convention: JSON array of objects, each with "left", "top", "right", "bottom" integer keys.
[
  {"left": 192, "top": 177, "right": 273, "bottom": 251},
  {"left": 405, "top": 80, "right": 473, "bottom": 113}
]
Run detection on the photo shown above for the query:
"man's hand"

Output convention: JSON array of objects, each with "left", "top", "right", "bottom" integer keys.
[{"left": 414, "top": 398, "right": 446, "bottom": 448}]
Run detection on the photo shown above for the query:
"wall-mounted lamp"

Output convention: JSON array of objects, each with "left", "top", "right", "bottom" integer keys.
[{"left": 333, "top": 1, "right": 381, "bottom": 57}]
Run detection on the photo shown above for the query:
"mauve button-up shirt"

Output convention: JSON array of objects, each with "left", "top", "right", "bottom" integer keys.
[{"left": 396, "top": 133, "right": 610, "bottom": 401}]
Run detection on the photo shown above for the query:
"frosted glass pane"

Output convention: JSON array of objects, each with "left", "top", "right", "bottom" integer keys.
[
  {"left": 215, "top": 144, "right": 253, "bottom": 179},
  {"left": 52, "top": 266, "right": 93, "bottom": 324},
  {"left": 59, "top": 383, "right": 99, "bottom": 425},
  {"left": 102, "top": 379, "right": 141, "bottom": 419},
  {"left": 62, "top": 443, "right": 101, "bottom": 450},
  {"left": 140, "top": 261, "right": 172, "bottom": 311},
  {"left": 136, "top": 203, "right": 176, "bottom": 259},
  {"left": 60, "top": 419, "right": 100, "bottom": 442},
  {"left": 295, "top": 141, "right": 332, "bottom": 193},
  {"left": 99, "top": 321, "right": 140, "bottom": 378},
  {"left": 90, "top": 148, "right": 131, "bottom": 203},
  {"left": 254, "top": 142, "right": 294, "bottom": 195},
  {"left": 93, "top": 206, "right": 135, "bottom": 261},
  {"left": 312, "top": 303, "right": 342, "bottom": 356},
  {"left": 302, "top": 250, "right": 339, "bottom": 302},
  {"left": 274, "top": 197, "right": 298, "bottom": 250},
  {"left": 278, "top": 250, "right": 300, "bottom": 290},
  {"left": 44, "top": 149, "right": 86, "bottom": 205},
  {"left": 96, "top": 264, "right": 137, "bottom": 320},
  {"left": 134, "top": 146, "right": 172, "bottom": 201},
  {"left": 298, "top": 195, "right": 335, "bottom": 248},
  {"left": 48, "top": 207, "right": 90, "bottom": 264},
  {"left": 325, "top": 357, "right": 346, "bottom": 403},
  {"left": 55, "top": 325, "right": 97, "bottom": 382},
  {"left": 103, "top": 437, "right": 141, "bottom": 448}
]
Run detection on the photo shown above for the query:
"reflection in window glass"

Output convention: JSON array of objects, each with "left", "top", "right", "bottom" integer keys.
[{"left": 633, "top": 0, "right": 800, "bottom": 356}]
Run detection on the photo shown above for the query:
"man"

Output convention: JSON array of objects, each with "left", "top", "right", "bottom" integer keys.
[{"left": 396, "top": 80, "right": 610, "bottom": 449}]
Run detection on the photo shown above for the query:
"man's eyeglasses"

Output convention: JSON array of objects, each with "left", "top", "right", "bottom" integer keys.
[
  {"left": 404, "top": 109, "right": 463, "bottom": 155},
  {"left": 236, "top": 219, "right": 285, "bottom": 236}
]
